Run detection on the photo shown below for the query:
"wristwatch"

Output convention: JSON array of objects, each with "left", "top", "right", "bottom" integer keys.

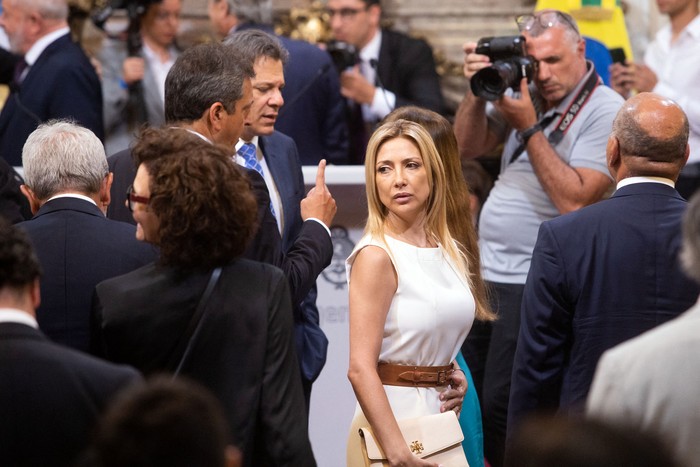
[{"left": 517, "top": 123, "right": 542, "bottom": 144}]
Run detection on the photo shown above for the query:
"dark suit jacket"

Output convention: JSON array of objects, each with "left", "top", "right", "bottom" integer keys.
[
  {"left": 234, "top": 23, "right": 349, "bottom": 165},
  {"left": 347, "top": 28, "right": 446, "bottom": 163},
  {"left": 0, "top": 157, "right": 30, "bottom": 223},
  {"left": 0, "top": 34, "right": 104, "bottom": 167},
  {"left": 509, "top": 182, "right": 700, "bottom": 434},
  {"left": 376, "top": 28, "right": 445, "bottom": 115},
  {"left": 260, "top": 131, "right": 330, "bottom": 382},
  {"left": 0, "top": 322, "right": 140, "bottom": 467},
  {"left": 93, "top": 261, "right": 316, "bottom": 467},
  {"left": 17, "top": 197, "right": 157, "bottom": 352}
]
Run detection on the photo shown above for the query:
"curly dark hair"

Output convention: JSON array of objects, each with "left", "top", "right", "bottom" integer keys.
[
  {"left": 0, "top": 218, "right": 42, "bottom": 291},
  {"left": 132, "top": 127, "right": 258, "bottom": 271}
]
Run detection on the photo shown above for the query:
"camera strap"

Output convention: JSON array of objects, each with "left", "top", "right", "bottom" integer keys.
[{"left": 509, "top": 70, "right": 601, "bottom": 164}]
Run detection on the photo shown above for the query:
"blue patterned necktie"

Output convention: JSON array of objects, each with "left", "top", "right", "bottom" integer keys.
[
  {"left": 237, "top": 142, "right": 276, "bottom": 219},
  {"left": 238, "top": 142, "right": 265, "bottom": 177}
]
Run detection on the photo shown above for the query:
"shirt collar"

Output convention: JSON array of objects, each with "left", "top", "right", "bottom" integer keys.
[
  {"left": 684, "top": 14, "right": 700, "bottom": 39},
  {"left": 46, "top": 193, "right": 98, "bottom": 206},
  {"left": 0, "top": 308, "right": 38, "bottom": 328},
  {"left": 616, "top": 176, "right": 675, "bottom": 190},
  {"left": 359, "top": 28, "right": 382, "bottom": 62},
  {"left": 24, "top": 27, "right": 70, "bottom": 66},
  {"left": 235, "top": 135, "right": 260, "bottom": 152}
]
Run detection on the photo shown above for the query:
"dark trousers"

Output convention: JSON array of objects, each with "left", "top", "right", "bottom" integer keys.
[{"left": 462, "top": 281, "right": 525, "bottom": 467}]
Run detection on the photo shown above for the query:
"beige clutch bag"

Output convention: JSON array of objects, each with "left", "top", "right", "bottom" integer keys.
[{"left": 358, "top": 411, "right": 469, "bottom": 466}]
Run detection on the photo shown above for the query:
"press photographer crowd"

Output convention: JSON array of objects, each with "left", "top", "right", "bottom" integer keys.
[{"left": 2, "top": 0, "right": 700, "bottom": 466}]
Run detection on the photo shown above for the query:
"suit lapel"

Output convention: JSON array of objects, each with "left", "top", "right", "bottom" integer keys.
[{"left": 258, "top": 134, "right": 295, "bottom": 240}]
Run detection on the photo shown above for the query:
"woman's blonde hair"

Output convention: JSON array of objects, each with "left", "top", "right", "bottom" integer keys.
[
  {"left": 364, "top": 119, "right": 477, "bottom": 302},
  {"left": 382, "top": 108, "right": 494, "bottom": 321}
]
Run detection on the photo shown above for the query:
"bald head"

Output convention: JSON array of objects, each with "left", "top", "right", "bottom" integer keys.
[{"left": 609, "top": 92, "right": 689, "bottom": 180}]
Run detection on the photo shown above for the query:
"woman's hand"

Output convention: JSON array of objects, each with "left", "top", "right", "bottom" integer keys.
[
  {"left": 388, "top": 452, "right": 440, "bottom": 467},
  {"left": 439, "top": 368, "right": 467, "bottom": 415}
]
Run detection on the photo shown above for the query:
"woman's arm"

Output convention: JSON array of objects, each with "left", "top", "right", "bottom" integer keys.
[{"left": 347, "top": 246, "right": 437, "bottom": 467}]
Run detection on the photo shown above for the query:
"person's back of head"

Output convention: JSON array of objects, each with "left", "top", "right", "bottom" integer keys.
[
  {"left": 507, "top": 414, "right": 679, "bottom": 467},
  {"left": 21, "top": 120, "right": 108, "bottom": 205},
  {"left": 610, "top": 92, "right": 689, "bottom": 181},
  {"left": 81, "top": 376, "right": 240, "bottom": 467},
  {"left": 0, "top": 218, "right": 41, "bottom": 306}
]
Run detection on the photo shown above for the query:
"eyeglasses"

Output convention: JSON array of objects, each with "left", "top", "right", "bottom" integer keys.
[
  {"left": 516, "top": 10, "right": 580, "bottom": 36},
  {"left": 325, "top": 6, "right": 367, "bottom": 20},
  {"left": 126, "top": 185, "right": 150, "bottom": 212}
]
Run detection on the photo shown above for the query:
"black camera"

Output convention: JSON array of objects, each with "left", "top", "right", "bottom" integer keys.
[
  {"left": 326, "top": 40, "right": 359, "bottom": 73},
  {"left": 470, "top": 35, "right": 537, "bottom": 101}
]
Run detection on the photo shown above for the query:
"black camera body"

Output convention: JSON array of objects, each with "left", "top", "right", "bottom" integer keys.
[
  {"left": 326, "top": 40, "right": 359, "bottom": 73},
  {"left": 471, "top": 35, "right": 537, "bottom": 101}
]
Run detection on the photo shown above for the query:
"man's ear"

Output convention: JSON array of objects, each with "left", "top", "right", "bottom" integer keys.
[
  {"left": 20, "top": 185, "right": 42, "bottom": 215},
  {"left": 209, "top": 102, "right": 226, "bottom": 133},
  {"left": 606, "top": 135, "right": 620, "bottom": 177},
  {"left": 30, "top": 277, "right": 41, "bottom": 311},
  {"left": 99, "top": 172, "right": 114, "bottom": 214}
]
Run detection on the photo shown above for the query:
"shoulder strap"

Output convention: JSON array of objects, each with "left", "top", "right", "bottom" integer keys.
[
  {"left": 509, "top": 70, "right": 601, "bottom": 164},
  {"left": 170, "top": 267, "right": 223, "bottom": 376}
]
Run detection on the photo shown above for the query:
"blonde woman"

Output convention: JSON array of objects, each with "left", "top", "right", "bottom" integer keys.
[{"left": 347, "top": 120, "right": 477, "bottom": 466}]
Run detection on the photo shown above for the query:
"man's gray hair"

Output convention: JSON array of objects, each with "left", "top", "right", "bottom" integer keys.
[
  {"left": 6, "top": 0, "right": 68, "bottom": 20},
  {"left": 681, "top": 192, "right": 700, "bottom": 283},
  {"left": 224, "top": 28, "right": 289, "bottom": 66},
  {"left": 22, "top": 120, "right": 108, "bottom": 201},
  {"left": 224, "top": 0, "right": 272, "bottom": 24}
]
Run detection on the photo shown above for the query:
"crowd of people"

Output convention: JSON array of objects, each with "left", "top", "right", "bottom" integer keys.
[{"left": 1, "top": 0, "right": 700, "bottom": 466}]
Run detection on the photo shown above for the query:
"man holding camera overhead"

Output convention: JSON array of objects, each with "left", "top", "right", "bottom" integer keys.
[
  {"left": 326, "top": 0, "right": 445, "bottom": 163},
  {"left": 454, "top": 9, "right": 623, "bottom": 467}
]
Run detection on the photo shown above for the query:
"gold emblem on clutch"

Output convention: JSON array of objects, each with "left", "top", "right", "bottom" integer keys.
[{"left": 410, "top": 440, "right": 424, "bottom": 455}]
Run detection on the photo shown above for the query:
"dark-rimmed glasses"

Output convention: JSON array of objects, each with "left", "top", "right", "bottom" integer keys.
[
  {"left": 516, "top": 10, "right": 580, "bottom": 36},
  {"left": 127, "top": 185, "right": 150, "bottom": 212},
  {"left": 325, "top": 6, "right": 368, "bottom": 20}
]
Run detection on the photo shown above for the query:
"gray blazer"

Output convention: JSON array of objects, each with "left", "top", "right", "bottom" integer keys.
[{"left": 98, "top": 38, "right": 178, "bottom": 156}]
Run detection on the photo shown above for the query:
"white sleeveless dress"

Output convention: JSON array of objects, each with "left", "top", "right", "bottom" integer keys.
[{"left": 345, "top": 234, "right": 475, "bottom": 465}]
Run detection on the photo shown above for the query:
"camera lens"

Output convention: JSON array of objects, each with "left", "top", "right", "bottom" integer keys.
[{"left": 471, "top": 62, "right": 519, "bottom": 101}]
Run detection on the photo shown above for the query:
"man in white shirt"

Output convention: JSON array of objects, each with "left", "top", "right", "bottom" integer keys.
[
  {"left": 609, "top": 0, "right": 700, "bottom": 199},
  {"left": 325, "top": 0, "right": 445, "bottom": 162}
]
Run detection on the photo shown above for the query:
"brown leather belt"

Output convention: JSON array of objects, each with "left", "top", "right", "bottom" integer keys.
[{"left": 377, "top": 362, "right": 454, "bottom": 387}]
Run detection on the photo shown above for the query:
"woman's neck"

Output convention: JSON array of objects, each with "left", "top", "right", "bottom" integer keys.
[{"left": 384, "top": 215, "right": 434, "bottom": 248}]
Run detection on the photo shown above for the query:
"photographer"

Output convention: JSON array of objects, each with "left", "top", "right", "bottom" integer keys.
[
  {"left": 97, "top": 0, "right": 181, "bottom": 156},
  {"left": 453, "top": 9, "right": 623, "bottom": 467},
  {"left": 326, "top": 0, "right": 445, "bottom": 163}
]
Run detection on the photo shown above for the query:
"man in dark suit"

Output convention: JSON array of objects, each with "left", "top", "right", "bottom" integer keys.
[
  {"left": 0, "top": 0, "right": 103, "bottom": 167},
  {"left": 17, "top": 121, "right": 156, "bottom": 352},
  {"left": 0, "top": 219, "right": 140, "bottom": 467},
  {"left": 508, "top": 93, "right": 700, "bottom": 439},
  {"left": 207, "top": 0, "right": 349, "bottom": 165},
  {"left": 326, "top": 0, "right": 445, "bottom": 162},
  {"left": 225, "top": 29, "right": 334, "bottom": 401},
  {"left": 105, "top": 41, "right": 334, "bottom": 397}
]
